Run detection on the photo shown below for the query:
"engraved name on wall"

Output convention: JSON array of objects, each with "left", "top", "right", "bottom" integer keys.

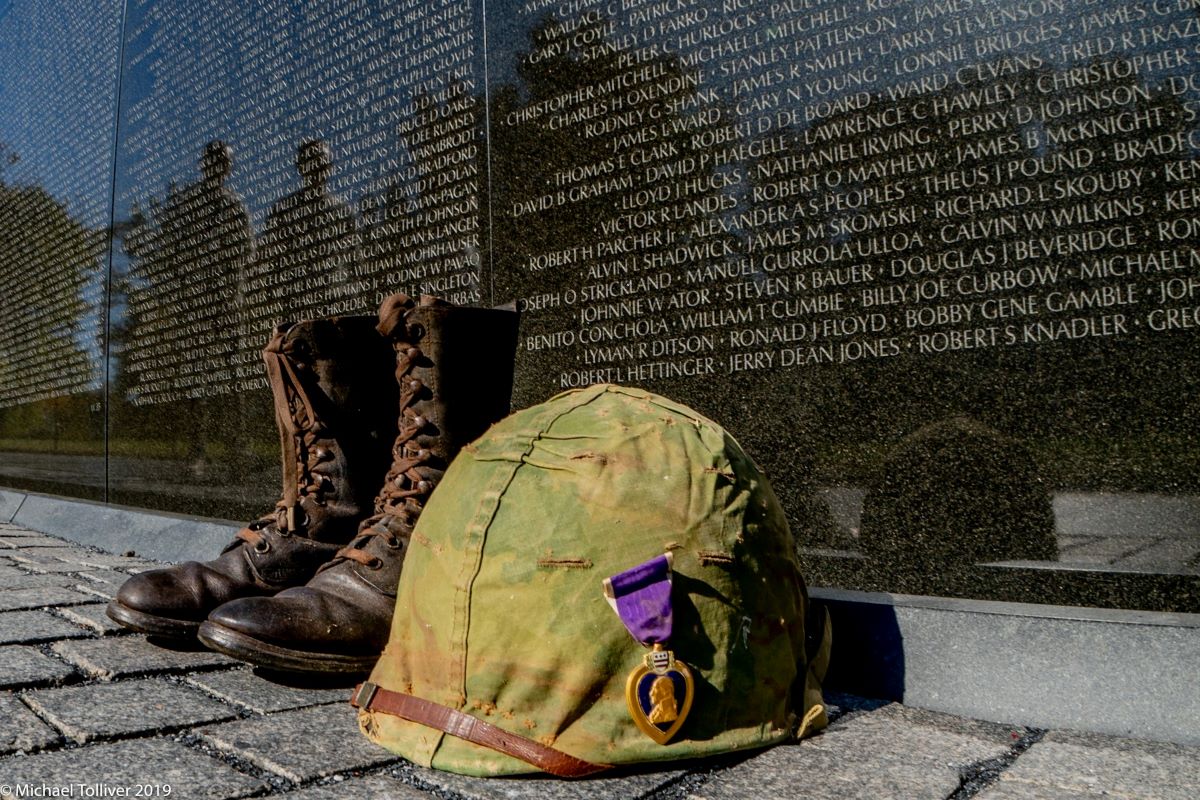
[
  {"left": 490, "top": 0, "right": 1200, "bottom": 390},
  {"left": 0, "top": 2, "right": 120, "bottom": 412},
  {"left": 113, "top": 0, "right": 484, "bottom": 408}
]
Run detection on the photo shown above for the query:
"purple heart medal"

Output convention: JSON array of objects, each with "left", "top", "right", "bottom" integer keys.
[{"left": 603, "top": 552, "right": 694, "bottom": 745}]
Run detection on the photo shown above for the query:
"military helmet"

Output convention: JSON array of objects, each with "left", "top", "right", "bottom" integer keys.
[{"left": 355, "top": 384, "right": 828, "bottom": 776}]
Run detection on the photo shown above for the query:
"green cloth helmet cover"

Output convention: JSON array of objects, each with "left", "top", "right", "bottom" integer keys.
[{"left": 360, "top": 384, "right": 827, "bottom": 775}]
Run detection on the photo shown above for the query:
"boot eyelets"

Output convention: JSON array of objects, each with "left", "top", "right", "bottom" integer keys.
[
  {"left": 368, "top": 557, "right": 383, "bottom": 569},
  {"left": 409, "top": 323, "right": 426, "bottom": 340},
  {"left": 254, "top": 540, "right": 271, "bottom": 554},
  {"left": 385, "top": 537, "right": 403, "bottom": 550},
  {"left": 416, "top": 480, "right": 433, "bottom": 493}
]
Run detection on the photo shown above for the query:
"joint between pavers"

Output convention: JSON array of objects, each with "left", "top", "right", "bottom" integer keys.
[
  {"left": 171, "top": 730, "right": 299, "bottom": 795},
  {"left": 946, "top": 728, "right": 1047, "bottom": 800},
  {"left": 12, "top": 493, "right": 28, "bottom": 524},
  {"left": 10, "top": 692, "right": 69, "bottom": 753},
  {"left": 640, "top": 765, "right": 718, "bottom": 800},
  {"left": 378, "top": 762, "right": 475, "bottom": 800}
]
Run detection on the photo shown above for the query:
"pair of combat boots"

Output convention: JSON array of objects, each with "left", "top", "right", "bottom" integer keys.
[{"left": 106, "top": 294, "right": 518, "bottom": 675}]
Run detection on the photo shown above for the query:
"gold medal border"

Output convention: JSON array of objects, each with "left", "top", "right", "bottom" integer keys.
[{"left": 624, "top": 659, "right": 695, "bottom": 745}]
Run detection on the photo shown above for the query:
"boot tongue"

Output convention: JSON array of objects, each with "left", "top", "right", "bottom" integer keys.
[
  {"left": 376, "top": 294, "right": 416, "bottom": 338},
  {"left": 262, "top": 324, "right": 325, "bottom": 535}
]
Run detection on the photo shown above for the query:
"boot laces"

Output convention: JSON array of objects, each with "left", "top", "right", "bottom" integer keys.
[
  {"left": 235, "top": 325, "right": 332, "bottom": 547},
  {"left": 326, "top": 295, "right": 435, "bottom": 570}
]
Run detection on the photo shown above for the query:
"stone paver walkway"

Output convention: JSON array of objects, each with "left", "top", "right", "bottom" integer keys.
[{"left": 0, "top": 522, "right": 1195, "bottom": 799}]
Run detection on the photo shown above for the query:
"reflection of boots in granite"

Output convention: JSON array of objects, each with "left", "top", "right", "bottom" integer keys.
[
  {"left": 107, "top": 316, "right": 398, "bottom": 639},
  {"left": 199, "top": 294, "right": 518, "bottom": 674}
]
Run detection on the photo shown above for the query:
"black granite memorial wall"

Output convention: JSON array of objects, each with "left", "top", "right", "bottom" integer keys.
[
  {"left": 0, "top": 0, "right": 1197, "bottom": 610},
  {"left": 0, "top": 0, "right": 121, "bottom": 501}
]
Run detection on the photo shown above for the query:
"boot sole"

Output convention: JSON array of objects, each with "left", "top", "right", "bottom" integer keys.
[
  {"left": 197, "top": 621, "right": 378, "bottom": 675},
  {"left": 106, "top": 600, "right": 201, "bottom": 639}
]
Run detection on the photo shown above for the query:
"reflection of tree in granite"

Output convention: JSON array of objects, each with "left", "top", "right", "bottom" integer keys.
[
  {"left": 858, "top": 416, "right": 1057, "bottom": 595},
  {"left": 362, "top": 81, "right": 484, "bottom": 304},
  {"left": 743, "top": 57, "right": 1199, "bottom": 494},
  {"left": 119, "top": 140, "right": 254, "bottom": 475},
  {"left": 0, "top": 151, "right": 102, "bottom": 449},
  {"left": 257, "top": 139, "right": 361, "bottom": 320}
]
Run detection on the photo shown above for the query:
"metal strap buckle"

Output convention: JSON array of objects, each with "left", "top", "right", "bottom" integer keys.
[{"left": 352, "top": 681, "right": 378, "bottom": 709}]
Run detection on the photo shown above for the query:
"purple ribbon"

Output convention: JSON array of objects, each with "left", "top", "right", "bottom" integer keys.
[{"left": 606, "top": 555, "right": 673, "bottom": 645}]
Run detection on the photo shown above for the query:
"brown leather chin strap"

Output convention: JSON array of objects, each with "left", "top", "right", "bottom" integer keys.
[{"left": 351, "top": 683, "right": 611, "bottom": 779}]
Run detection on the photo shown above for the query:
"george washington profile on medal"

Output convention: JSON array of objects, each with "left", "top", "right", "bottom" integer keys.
[{"left": 648, "top": 675, "right": 679, "bottom": 723}]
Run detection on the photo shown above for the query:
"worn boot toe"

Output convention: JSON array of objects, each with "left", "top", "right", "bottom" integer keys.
[
  {"left": 107, "top": 564, "right": 215, "bottom": 637},
  {"left": 200, "top": 587, "right": 388, "bottom": 674}
]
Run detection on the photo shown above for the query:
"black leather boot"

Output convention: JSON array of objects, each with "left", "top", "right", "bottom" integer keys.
[
  {"left": 198, "top": 294, "right": 518, "bottom": 673},
  {"left": 107, "top": 316, "right": 397, "bottom": 638}
]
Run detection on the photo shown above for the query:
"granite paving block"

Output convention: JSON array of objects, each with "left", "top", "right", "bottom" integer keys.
[
  {"left": 977, "top": 784, "right": 1110, "bottom": 800},
  {"left": 0, "top": 609, "right": 90, "bottom": 645},
  {"left": 0, "top": 692, "right": 60, "bottom": 755},
  {"left": 0, "top": 572, "right": 92, "bottom": 591},
  {"left": 413, "top": 764, "right": 685, "bottom": 800},
  {"left": 1001, "top": 737, "right": 1200, "bottom": 800},
  {"left": 859, "top": 701, "right": 1024, "bottom": 744},
  {"left": 71, "top": 569, "right": 134, "bottom": 599},
  {"left": 688, "top": 742, "right": 962, "bottom": 800},
  {"left": 196, "top": 704, "right": 399, "bottom": 783},
  {"left": 55, "top": 603, "right": 130, "bottom": 635},
  {"left": 284, "top": 776, "right": 426, "bottom": 799},
  {"left": 186, "top": 668, "right": 348, "bottom": 714},
  {"left": 76, "top": 567, "right": 138, "bottom": 586},
  {"left": 51, "top": 636, "right": 235, "bottom": 679},
  {"left": 0, "top": 536, "right": 65, "bottom": 548},
  {"left": 25, "top": 678, "right": 239, "bottom": 743},
  {"left": 800, "top": 704, "right": 1014, "bottom": 769},
  {"left": 11, "top": 546, "right": 100, "bottom": 564},
  {"left": 61, "top": 551, "right": 161, "bottom": 570},
  {"left": 0, "top": 645, "right": 77, "bottom": 688},
  {"left": 0, "top": 586, "right": 96, "bottom": 611},
  {"left": 6, "top": 556, "right": 92, "bottom": 574},
  {"left": 1042, "top": 729, "right": 1200, "bottom": 757},
  {"left": 0, "top": 737, "right": 265, "bottom": 799}
]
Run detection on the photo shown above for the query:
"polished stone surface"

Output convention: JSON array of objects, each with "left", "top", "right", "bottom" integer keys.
[
  {"left": 2, "top": 0, "right": 1200, "bottom": 611},
  {"left": 0, "top": 524, "right": 1194, "bottom": 800},
  {"left": 817, "top": 588, "right": 1200, "bottom": 745},
  {"left": 0, "top": 1, "right": 117, "bottom": 504}
]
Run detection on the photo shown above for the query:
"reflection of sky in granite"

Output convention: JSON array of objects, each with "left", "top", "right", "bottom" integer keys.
[
  {"left": 0, "top": 0, "right": 121, "bottom": 389},
  {"left": 113, "top": 0, "right": 483, "bottom": 230},
  {"left": 0, "top": 0, "right": 121, "bottom": 227}
]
